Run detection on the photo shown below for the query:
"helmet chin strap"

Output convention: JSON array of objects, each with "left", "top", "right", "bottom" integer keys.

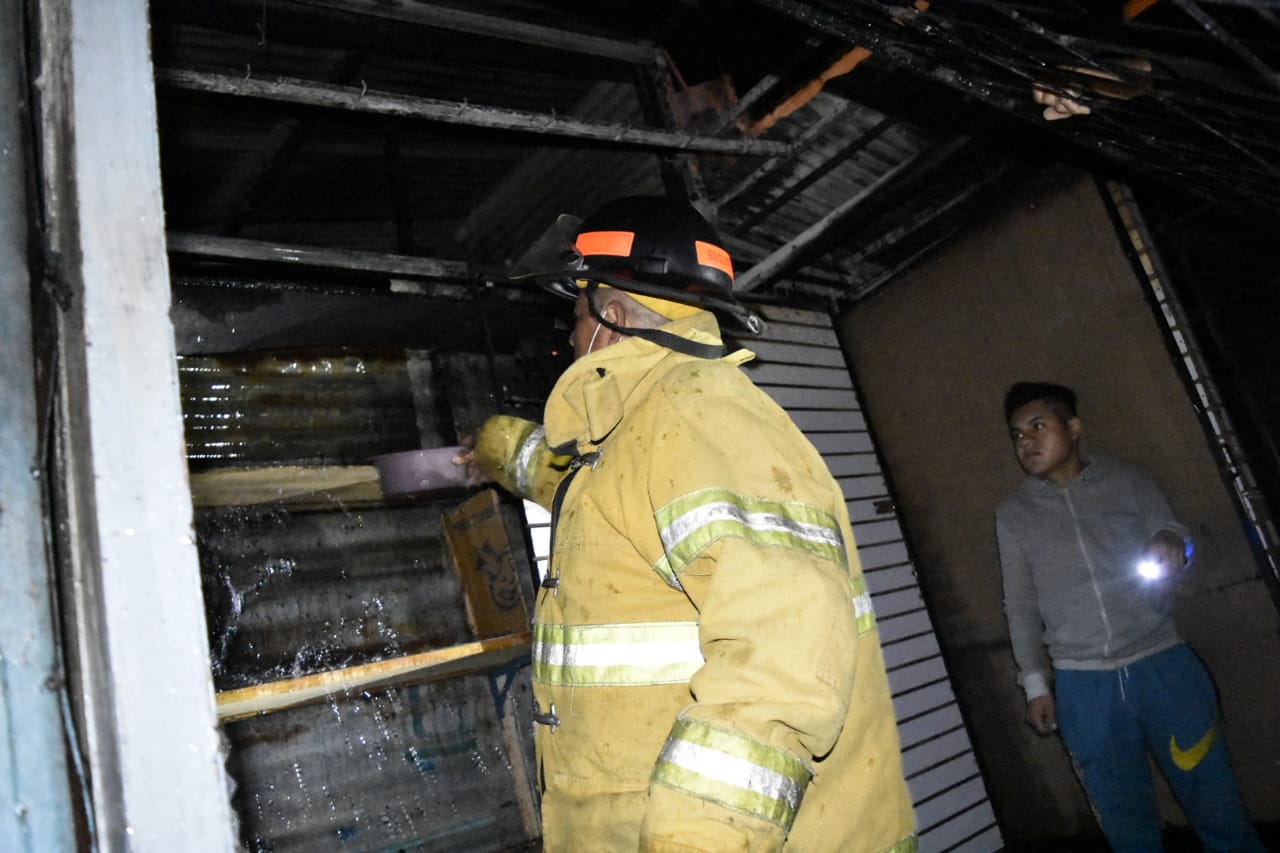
[{"left": 583, "top": 281, "right": 726, "bottom": 360}]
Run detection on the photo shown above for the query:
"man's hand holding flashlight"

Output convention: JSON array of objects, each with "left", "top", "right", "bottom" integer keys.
[{"left": 1138, "top": 529, "right": 1188, "bottom": 581}]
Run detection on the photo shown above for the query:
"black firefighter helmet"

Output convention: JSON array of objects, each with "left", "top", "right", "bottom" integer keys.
[{"left": 519, "top": 195, "right": 764, "bottom": 339}]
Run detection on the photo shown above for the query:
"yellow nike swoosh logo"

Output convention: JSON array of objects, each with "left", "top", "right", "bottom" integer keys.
[{"left": 1169, "top": 725, "right": 1216, "bottom": 771}]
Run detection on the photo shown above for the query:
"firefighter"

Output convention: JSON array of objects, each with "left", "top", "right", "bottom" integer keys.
[{"left": 471, "top": 196, "right": 917, "bottom": 852}]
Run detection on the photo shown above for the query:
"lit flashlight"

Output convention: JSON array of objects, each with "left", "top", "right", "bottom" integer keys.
[{"left": 1137, "top": 558, "right": 1164, "bottom": 580}]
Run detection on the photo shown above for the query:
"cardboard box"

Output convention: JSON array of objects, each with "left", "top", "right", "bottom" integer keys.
[{"left": 443, "top": 489, "right": 530, "bottom": 639}]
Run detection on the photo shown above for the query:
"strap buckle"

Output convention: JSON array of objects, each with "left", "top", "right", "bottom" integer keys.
[{"left": 533, "top": 701, "right": 560, "bottom": 731}]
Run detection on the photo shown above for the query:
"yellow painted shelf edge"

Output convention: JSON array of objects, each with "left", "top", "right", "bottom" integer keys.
[
  {"left": 215, "top": 631, "right": 533, "bottom": 722},
  {"left": 189, "top": 464, "right": 384, "bottom": 508}
]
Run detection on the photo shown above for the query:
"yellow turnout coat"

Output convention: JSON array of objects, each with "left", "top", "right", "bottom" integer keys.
[{"left": 475, "top": 311, "right": 916, "bottom": 853}]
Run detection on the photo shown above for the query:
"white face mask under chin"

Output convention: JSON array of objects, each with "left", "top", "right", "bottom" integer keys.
[{"left": 586, "top": 321, "right": 602, "bottom": 355}]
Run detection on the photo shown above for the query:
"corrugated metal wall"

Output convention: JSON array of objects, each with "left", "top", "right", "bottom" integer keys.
[
  {"left": 182, "top": 346, "right": 542, "bottom": 852},
  {"left": 523, "top": 303, "right": 1003, "bottom": 852},
  {"left": 180, "top": 352, "right": 421, "bottom": 469}
]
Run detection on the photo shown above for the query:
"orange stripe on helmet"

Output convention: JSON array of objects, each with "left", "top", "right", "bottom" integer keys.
[
  {"left": 576, "top": 230, "right": 634, "bottom": 258},
  {"left": 695, "top": 240, "right": 734, "bottom": 280}
]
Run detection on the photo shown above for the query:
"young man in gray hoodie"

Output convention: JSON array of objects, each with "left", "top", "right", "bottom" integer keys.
[{"left": 996, "top": 382, "right": 1262, "bottom": 853}]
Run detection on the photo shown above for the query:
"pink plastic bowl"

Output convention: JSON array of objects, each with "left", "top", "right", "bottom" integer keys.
[{"left": 372, "top": 446, "right": 470, "bottom": 496}]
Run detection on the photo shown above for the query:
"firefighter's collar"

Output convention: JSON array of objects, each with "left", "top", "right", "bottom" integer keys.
[{"left": 544, "top": 313, "right": 754, "bottom": 453}]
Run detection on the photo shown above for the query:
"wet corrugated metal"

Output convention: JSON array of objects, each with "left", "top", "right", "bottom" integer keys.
[
  {"left": 180, "top": 340, "right": 543, "bottom": 850},
  {"left": 197, "top": 502, "right": 473, "bottom": 691},
  {"left": 179, "top": 351, "right": 421, "bottom": 468},
  {"left": 224, "top": 672, "right": 537, "bottom": 852}
]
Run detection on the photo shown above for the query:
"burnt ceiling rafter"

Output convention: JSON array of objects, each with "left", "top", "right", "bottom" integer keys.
[
  {"left": 753, "top": 0, "right": 1280, "bottom": 213},
  {"left": 229, "top": 0, "right": 664, "bottom": 63},
  {"left": 195, "top": 49, "right": 369, "bottom": 235},
  {"left": 838, "top": 159, "right": 1018, "bottom": 275},
  {"left": 156, "top": 68, "right": 792, "bottom": 157},
  {"left": 154, "top": 0, "right": 1280, "bottom": 315},
  {"left": 1167, "top": 0, "right": 1280, "bottom": 92},
  {"left": 167, "top": 232, "right": 471, "bottom": 280}
]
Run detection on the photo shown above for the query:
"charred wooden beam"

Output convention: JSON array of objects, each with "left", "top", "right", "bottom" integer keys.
[
  {"left": 715, "top": 98, "right": 862, "bottom": 209},
  {"left": 1169, "top": 0, "right": 1280, "bottom": 94},
  {"left": 290, "top": 0, "right": 659, "bottom": 63},
  {"left": 732, "top": 115, "right": 900, "bottom": 236},
  {"left": 167, "top": 232, "right": 472, "bottom": 280},
  {"left": 157, "top": 68, "right": 792, "bottom": 157}
]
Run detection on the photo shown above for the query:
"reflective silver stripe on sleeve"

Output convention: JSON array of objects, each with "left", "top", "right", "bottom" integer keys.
[
  {"left": 652, "top": 717, "right": 811, "bottom": 830},
  {"left": 514, "top": 424, "right": 546, "bottom": 494}
]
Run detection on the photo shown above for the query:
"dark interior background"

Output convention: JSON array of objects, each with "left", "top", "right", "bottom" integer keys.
[{"left": 141, "top": 2, "right": 1280, "bottom": 848}]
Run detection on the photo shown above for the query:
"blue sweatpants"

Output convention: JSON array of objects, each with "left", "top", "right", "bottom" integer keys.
[{"left": 1055, "top": 644, "right": 1264, "bottom": 853}]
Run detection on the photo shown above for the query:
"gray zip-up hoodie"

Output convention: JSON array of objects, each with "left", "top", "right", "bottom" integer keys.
[{"left": 996, "top": 452, "right": 1189, "bottom": 701}]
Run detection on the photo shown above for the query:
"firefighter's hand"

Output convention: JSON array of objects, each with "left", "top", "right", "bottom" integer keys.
[
  {"left": 452, "top": 436, "right": 491, "bottom": 487},
  {"left": 1026, "top": 694, "right": 1058, "bottom": 735}
]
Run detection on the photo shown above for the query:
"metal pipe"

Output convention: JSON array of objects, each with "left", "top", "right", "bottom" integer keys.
[
  {"left": 167, "top": 232, "right": 473, "bottom": 280},
  {"left": 292, "top": 0, "right": 660, "bottom": 64}
]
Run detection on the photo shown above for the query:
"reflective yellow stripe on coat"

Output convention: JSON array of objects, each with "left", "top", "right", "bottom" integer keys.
[
  {"left": 653, "top": 486, "right": 876, "bottom": 633},
  {"left": 532, "top": 621, "right": 703, "bottom": 686},
  {"left": 851, "top": 571, "right": 876, "bottom": 635},
  {"left": 653, "top": 487, "right": 848, "bottom": 583},
  {"left": 652, "top": 717, "right": 812, "bottom": 830}
]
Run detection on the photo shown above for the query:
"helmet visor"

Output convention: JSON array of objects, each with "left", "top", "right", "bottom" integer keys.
[{"left": 510, "top": 213, "right": 584, "bottom": 298}]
